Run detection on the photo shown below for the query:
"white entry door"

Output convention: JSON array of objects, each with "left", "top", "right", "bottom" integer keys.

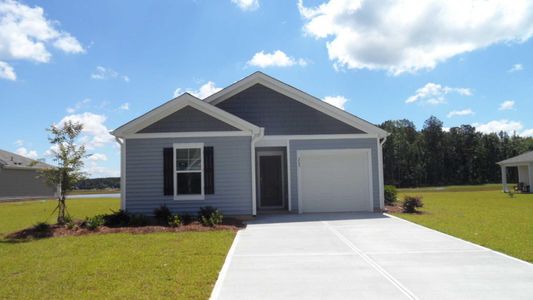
[{"left": 297, "top": 149, "right": 373, "bottom": 213}]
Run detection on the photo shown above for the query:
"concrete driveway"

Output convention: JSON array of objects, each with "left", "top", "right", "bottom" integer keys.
[{"left": 211, "top": 213, "right": 533, "bottom": 300}]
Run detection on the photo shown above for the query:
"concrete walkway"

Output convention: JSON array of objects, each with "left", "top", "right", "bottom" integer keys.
[{"left": 211, "top": 213, "right": 533, "bottom": 300}]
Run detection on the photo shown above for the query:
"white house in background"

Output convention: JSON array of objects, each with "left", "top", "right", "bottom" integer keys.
[{"left": 498, "top": 151, "right": 533, "bottom": 193}]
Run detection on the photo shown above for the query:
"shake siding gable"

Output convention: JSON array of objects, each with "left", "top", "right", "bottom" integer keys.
[
  {"left": 137, "top": 106, "right": 240, "bottom": 133},
  {"left": 216, "top": 84, "right": 366, "bottom": 135}
]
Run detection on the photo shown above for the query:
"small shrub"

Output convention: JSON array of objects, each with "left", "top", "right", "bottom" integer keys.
[
  {"left": 180, "top": 213, "right": 195, "bottom": 225},
  {"left": 168, "top": 214, "right": 182, "bottom": 227},
  {"left": 84, "top": 215, "right": 105, "bottom": 230},
  {"left": 384, "top": 185, "right": 398, "bottom": 205},
  {"left": 103, "top": 209, "right": 130, "bottom": 227},
  {"left": 402, "top": 195, "right": 424, "bottom": 213},
  {"left": 198, "top": 206, "right": 223, "bottom": 227},
  {"left": 154, "top": 205, "right": 172, "bottom": 225},
  {"left": 128, "top": 213, "right": 150, "bottom": 227},
  {"left": 33, "top": 222, "right": 51, "bottom": 233}
]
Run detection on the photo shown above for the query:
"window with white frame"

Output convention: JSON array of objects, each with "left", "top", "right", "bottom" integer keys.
[{"left": 173, "top": 143, "right": 204, "bottom": 199}]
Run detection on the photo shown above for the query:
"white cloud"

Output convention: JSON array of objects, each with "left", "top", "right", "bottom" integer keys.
[
  {"left": 84, "top": 161, "right": 119, "bottom": 178},
  {"left": 58, "top": 112, "right": 115, "bottom": 149},
  {"left": 87, "top": 153, "right": 107, "bottom": 161},
  {"left": 118, "top": 102, "right": 130, "bottom": 110},
  {"left": 499, "top": 100, "right": 515, "bottom": 111},
  {"left": 174, "top": 81, "right": 222, "bottom": 99},
  {"left": 15, "top": 147, "right": 38, "bottom": 159},
  {"left": 323, "top": 95, "right": 348, "bottom": 110},
  {"left": 91, "top": 66, "right": 129, "bottom": 82},
  {"left": 0, "top": 61, "right": 16, "bottom": 80},
  {"left": 66, "top": 98, "right": 91, "bottom": 113},
  {"left": 473, "top": 119, "right": 523, "bottom": 135},
  {"left": 231, "top": 0, "right": 259, "bottom": 11},
  {"left": 522, "top": 129, "right": 533, "bottom": 137},
  {"left": 508, "top": 64, "right": 523, "bottom": 72},
  {"left": 405, "top": 83, "right": 472, "bottom": 105},
  {"left": 14, "top": 139, "right": 24, "bottom": 146},
  {"left": 298, "top": 0, "right": 533, "bottom": 75},
  {"left": 0, "top": 0, "right": 84, "bottom": 80},
  {"left": 447, "top": 108, "right": 474, "bottom": 118},
  {"left": 247, "top": 50, "right": 307, "bottom": 68}
]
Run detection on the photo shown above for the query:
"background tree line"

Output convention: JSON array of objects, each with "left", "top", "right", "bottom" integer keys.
[{"left": 380, "top": 116, "right": 533, "bottom": 187}]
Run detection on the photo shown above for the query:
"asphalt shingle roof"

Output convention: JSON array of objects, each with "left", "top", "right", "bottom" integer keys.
[
  {"left": 0, "top": 149, "right": 52, "bottom": 169},
  {"left": 498, "top": 151, "right": 533, "bottom": 165}
]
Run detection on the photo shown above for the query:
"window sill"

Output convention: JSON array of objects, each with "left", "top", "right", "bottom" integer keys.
[{"left": 174, "top": 195, "right": 205, "bottom": 201}]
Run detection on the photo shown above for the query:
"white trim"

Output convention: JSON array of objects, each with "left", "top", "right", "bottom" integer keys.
[
  {"left": 204, "top": 72, "right": 388, "bottom": 137},
  {"left": 124, "top": 131, "right": 251, "bottom": 139},
  {"left": 115, "top": 137, "right": 126, "bottom": 210},
  {"left": 377, "top": 137, "right": 387, "bottom": 209},
  {"left": 260, "top": 134, "right": 378, "bottom": 140},
  {"left": 112, "top": 93, "right": 260, "bottom": 137},
  {"left": 250, "top": 129, "right": 264, "bottom": 216},
  {"left": 257, "top": 150, "right": 285, "bottom": 209},
  {"left": 296, "top": 148, "right": 373, "bottom": 214},
  {"left": 286, "top": 139, "right": 292, "bottom": 212},
  {"left": 173, "top": 143, "right": 205, "bottom": 201}
]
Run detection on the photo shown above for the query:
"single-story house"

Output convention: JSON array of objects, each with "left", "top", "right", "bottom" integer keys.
[
  {"left": 0, "top": 149, "right": 56, "bottom": 201},
  {"left": 112, "top": 72, "right": 389, "bottom": 216},
  {"left": 498, "top": 151, "right": 533, "bottom": 193}
]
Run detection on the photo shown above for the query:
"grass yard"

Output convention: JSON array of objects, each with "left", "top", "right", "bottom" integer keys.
[
  {"left": 0, "top": 198, "right": 236, "bottom": 299},
  {"left": 393, "top": 187, "right": 533, "bottom": 263}
]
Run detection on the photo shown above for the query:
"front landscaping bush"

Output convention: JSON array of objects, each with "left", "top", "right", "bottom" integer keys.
[
  {"left": 33, "top": 222, "right": 51, "bottom": 233},
  {"left": 168, "top": 214, "right": 182, "bottom": 227},
  {"left": 402, "top": 195, "right": 424, "bottom": 213},
  {"left": 103, "top": 209, "right": 130, "bottom": 227},
  {"left": 198, "top": 206, "right": 223, "bottom": 227},
  {"left": 180, "top": 213, "right": 195, "bottom": 225},
  {"left": 384, "top": 185, "right": 398, "bottom": 205},
  {"left": 154, "top": 205, "right": 172, "bottom": 225},
  {"left": 128, "top": 213, "right": 150, "bottom": 227},
  {"left": 84, "top": 215, "right": 105, "bottom": 230}
]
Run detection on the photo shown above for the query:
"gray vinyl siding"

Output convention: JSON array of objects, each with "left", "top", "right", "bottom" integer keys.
[
  {"left": 216, "top": 84, "right": 365, "bottom": 135},
  {"left": 0, "top": 168, "right": 56, "bottom": 199},
  {"left": 125, "top": 136, "right": 252, "bottom": 215},
  {"left": 288, "top": 138, "right": 380, "bottom": 212},
  {"left": 137, "top": 106, "right": 240, "bottom": 133}
]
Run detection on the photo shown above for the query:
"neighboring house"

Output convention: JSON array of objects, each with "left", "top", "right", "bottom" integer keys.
[
  {"left": 112, "top": 72, "right": 388, "bottom": 216},
  {"left": 498, "top": 151, "right": 533, "bottom": 193},
  {"left": 0, "top": 149, "right": 56, "bottom": 201}
]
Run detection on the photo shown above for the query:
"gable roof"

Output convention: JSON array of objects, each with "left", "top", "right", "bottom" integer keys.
[
  {"left": 498, "top": 151, "right": 533, "bottom": 165},
  {"left": 112, "top": 93, "right": 261, "bottom": 137},
  {"left": 0, "top": 149, "right": 52, "bottom": 170},
  {"left": 205, "top": 72, "right": 388, "bottom": 137}
]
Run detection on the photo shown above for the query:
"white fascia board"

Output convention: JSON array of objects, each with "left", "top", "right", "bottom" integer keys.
[
  {"left": 124, "top": 131, "right": 252, "bottom": 139},
  {"left": 205, "top": 72, "right": 388, "bottom": 137},
  {"left": 260, "top": 134, "right": 379, "bottom": 140},
  {"left": 112, "top": 93, "right": 260, "bottom": 137}
]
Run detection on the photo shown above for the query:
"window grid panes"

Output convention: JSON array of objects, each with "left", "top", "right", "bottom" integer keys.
[{"left": 175, "top": 147, "right": 203, "bottom": 196}]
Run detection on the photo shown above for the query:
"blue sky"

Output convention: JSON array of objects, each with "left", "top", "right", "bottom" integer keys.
[{"left": 1, "top": 0, "right": 533, "bottom": 177}]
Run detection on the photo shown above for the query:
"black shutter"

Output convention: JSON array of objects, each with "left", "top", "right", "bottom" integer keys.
[
  {"left": 163, "top": 148, "right": 173, "bottom": 195},
  {"left": 204, "top": 146, "right": 214, "bottom": 194}
]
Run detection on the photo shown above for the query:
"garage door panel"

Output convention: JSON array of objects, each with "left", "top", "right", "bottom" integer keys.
[{"left": 298, "top": 150, "right": 372, "bottom": 213}]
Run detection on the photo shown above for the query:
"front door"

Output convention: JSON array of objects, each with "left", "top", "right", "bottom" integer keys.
[{"left": 259, "top": 154, "right": 283, "bottom": 208}]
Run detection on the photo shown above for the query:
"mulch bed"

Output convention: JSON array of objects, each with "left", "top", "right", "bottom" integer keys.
[
  {"left": 5, "top": 218, "right": 246, "bottom": 241},
  {"left": 383, "top": 204, "right": 425, "bottom": 214}
]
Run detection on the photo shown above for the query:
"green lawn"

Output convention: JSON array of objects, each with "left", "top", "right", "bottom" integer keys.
[
  {"left": 0, "top": 198, "right": 235, "bottom": 299},
  {"left": 393, "top": 188, "right": 533, "bottom": 263}
]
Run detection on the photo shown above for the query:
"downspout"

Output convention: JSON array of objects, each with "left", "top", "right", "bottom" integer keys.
[
  {"left": 377, "top": 135, "right": 388, "bottom": 211},
  {"left": 115, "top": 137, "right": 126, "bottom": 210},
  {"left": 250, "top": 128, "right": 264, "bottom": 216}
]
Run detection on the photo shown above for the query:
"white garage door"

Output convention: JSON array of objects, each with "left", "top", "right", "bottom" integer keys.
[{"left": 298, "top": 149, "right": 373, "bottom": 213}]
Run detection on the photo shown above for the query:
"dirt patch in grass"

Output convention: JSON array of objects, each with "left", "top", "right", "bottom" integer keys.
[{"left": 5, "top": 218, "right": 245, "bottom": 241}]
